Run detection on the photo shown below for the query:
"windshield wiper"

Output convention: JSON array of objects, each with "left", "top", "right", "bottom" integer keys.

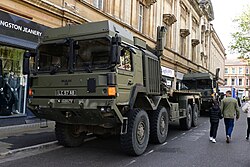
[{"left": 50, "top": 64, "right": 61, "bottom": 75}]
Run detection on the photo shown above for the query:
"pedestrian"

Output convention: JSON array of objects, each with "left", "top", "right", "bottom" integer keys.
[
  {"left": 220, "top": 90, "right": 240, "bottom": 143},
  {"left": 236, "top": 92, "right": 241, "bottom": 107},
  {"left": 209, "top": 99, "right": 222, "bottom": 143},
  {"left": 237, "top": 96, "right": 241, "bottom": 107},
  {"left": 241, "top": 100, "right": 250, "bottom": 140}
]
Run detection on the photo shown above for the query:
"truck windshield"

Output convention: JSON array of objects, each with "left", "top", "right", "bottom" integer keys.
[
  {"left": 37, "top": 42, "right": 68, "bottom": 72},
  {"left": 196, "top": 79, "right": 212, "bottom": 89},
  {"left": 75, "top": 38, "right": 110, "bottom": 70},
  {"left": 182, "top": 79, "right": 212, "bottom": 89},
  {"left": 37, "top": 38, "right": 111, "bottom": 73}
]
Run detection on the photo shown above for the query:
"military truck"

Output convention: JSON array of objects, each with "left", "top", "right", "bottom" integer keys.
[
  {"left": 181, "top": 69, "right": 220, "bottom": 114},
  {"left": 23, "top": 20, "right": 201, "bottom": 156}
]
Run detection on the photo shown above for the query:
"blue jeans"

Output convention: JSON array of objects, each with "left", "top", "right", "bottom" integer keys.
[{"left": 224, "top": 118, "right": 234, "bottom": 137}]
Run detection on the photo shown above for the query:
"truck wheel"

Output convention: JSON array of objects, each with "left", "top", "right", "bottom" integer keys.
[
  {"left": 192, "top": 104, "right": 199, "bottom": 127},
  {"left": 150, "top": 106, "right": 169, "bottom": 144},
  {"left": 179, "top": 104, "right": 192, "bottom": 130},
  {"left": 120, "top": 108, "right": 149, "bottom": 156},
  {"left": 55, "top": 122, "right": 86, "bottom": 147}
]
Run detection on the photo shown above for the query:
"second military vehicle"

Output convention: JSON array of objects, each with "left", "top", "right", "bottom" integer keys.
[
  {"left": 24, "top": 20, "right": 201, "bottom": 156},
  {"left": 181, "top": 69, "right": 220, "bottom": 114}
]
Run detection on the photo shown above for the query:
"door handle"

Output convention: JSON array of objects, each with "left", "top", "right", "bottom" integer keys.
[{"left": 128, "top": 79, "right": 133, "bottom": 85}]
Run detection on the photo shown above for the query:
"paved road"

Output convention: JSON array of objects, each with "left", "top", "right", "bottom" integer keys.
[
  {"left": 1, "top": 115, "right": 250, "bottom": 167},
  {"left": 0, "top": 122, "right": 56, "bottom": 153}
]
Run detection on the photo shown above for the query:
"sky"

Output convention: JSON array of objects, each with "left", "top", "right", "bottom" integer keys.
[{"left": 210, "top": 0, "right": 250, "bottom": 59}]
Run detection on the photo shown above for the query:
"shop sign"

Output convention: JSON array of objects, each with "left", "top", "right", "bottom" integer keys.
[
  {"left": 177, "top": 72, "right": 184, "bottom": 80},
  {"left": 0, "top": 10, "right": 47, "bottom": 43},
  {"left": 166, "top": 80, "right": 172, "bottom": 86},
  {"left": 161, "top": 66, "right": 174, "bottom": 77}
]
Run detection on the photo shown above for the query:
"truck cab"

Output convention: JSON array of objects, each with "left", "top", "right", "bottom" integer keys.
[{"left": 181, "top": 72, "right": 218, "bottom": 113}]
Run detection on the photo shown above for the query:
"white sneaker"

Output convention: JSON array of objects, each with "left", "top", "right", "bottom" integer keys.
[
  {"left": 226, "top": 135, "right": 230, "bottom": 143},
  {"left": 212, "top": 138, "right": 216, "bottom": 143},
  {"left": 209, "top": 137, "right": 213, "bottom": 141}
]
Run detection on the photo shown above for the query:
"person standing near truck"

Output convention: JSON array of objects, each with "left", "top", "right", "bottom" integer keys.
[
  {"left": 220, "top": 90, "right": 240, "bottom": 143},
  {"left": 209, "top": 99, "right": 222, "bottom": 143}
]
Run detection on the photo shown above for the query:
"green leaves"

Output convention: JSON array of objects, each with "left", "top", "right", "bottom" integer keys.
[{"left": 230, "top": 6, "right": 250, "bottom": 58}]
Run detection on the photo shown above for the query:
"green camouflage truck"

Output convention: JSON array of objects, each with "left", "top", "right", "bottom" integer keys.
[
  {"left": 23, "top": 20, "right": 201, "bottom": 156},
  {"left": 181, "top": 70, "right": 220, "bottom": 114}
]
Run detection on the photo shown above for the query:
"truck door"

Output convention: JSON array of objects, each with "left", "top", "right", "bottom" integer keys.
[
  {"left": 116, "top": 47, "right": 134, "bottom": 104},
  {"left": 116, "top": 47, "right": 143, "bottom": 105}
]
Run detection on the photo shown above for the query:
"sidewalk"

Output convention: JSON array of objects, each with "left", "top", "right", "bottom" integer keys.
[
  {"left": 0, "top": 121, "right": 56, "bottom": 155},
  {"left": 0, "top": 108, "right": 39, "bottom": 127}
]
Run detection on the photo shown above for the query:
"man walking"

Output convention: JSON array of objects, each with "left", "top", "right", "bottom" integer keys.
[{"left": 220, "top": 90, "right": 240, "bottom": 143}]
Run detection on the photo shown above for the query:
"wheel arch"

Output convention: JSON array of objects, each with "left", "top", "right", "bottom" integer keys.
[
  {"left": 129, "top": 84, "right": 160, "bottom": 111},
  {"left": 159, "top": 98, "right": 171, "bottom": 116}
]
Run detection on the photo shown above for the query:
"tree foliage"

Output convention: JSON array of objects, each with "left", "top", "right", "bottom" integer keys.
[{"left": 230, "top": 6, "right": 250, "bottom": 58}]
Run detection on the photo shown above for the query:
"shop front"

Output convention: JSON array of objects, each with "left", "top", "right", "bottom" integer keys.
[
  {"left": 0, "top": 10, "right": 47, "bottom": 118},
  {"left": 161, "top": 66, "right": 184, "bottom": 90}
]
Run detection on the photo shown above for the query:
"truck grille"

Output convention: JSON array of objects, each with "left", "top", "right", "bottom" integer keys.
[{"left": 144, "top": 56, "right": 161, "bottom": 95}]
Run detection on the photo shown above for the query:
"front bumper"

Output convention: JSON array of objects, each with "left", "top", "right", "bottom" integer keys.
[{"left": 28, "top": 98, "right": 118, "bottom": 125}]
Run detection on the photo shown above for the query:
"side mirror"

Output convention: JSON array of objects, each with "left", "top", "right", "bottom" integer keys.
[
  {"left": 23, "top": 52, "right": 35, "bottom": 75},
  {"left": 111, "top": 36, "right": 121, "bottom": 64},
  {"left": 213, "top": 80, "right": 216, "bottom": 88},
  {"left": 215, "top": 68, "right": 220, "bottom": 81},
  {"left": 0, "top": 59, "right": 3, "bottom": 88}
]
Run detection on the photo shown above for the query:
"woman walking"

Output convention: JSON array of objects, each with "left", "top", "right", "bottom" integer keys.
[
  {"left": 209, "top": 100, "right": 222, "bottom": 143},
  {"left": 241, "top": 101, "right": 250, "bottom": 140}
]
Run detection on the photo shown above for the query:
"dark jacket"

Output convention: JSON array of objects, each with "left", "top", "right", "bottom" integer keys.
[
  {"left": 210, "top": 104, "right": 222, "bottom": 123},
  {"left": 237, "top": 97, "right": 241, "bottom": 107}
]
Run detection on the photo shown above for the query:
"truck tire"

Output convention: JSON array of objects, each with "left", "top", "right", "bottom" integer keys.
[
  {"left": 120, "top": 108, "right": 149, "bottom": 156},
  {"left": 179, "top": 104, "right": 192, "bottom": 130},
  {"left": 192, "top": 104, "right": 199, "bottom": 127},
  {"left": 55, "top": 122, "right": 86, "bottom": 147},
  {"left": 150, "top": 106, "right": 169, "bottom": 144}
]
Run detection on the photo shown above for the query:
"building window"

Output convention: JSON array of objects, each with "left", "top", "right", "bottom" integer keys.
[
  {"left": 247, "top": 79, "right": 249, "bottom": 86},
  {"left": 179, "top": 3, "right": 189, "bottom": 57},
  {"left": 138, "top": 4, "right": 144, "bottom": 33},
  {"left": 232, "top": 68, "right": 235, "bottom": 74},
  {"left": 239, "top": 67, "right": 243, "bottom": 74},
  {"left": 231, "top": 78, "right": 235, "bottom": 85},
  {"left": 191, "top": 17, "right": 199, "bottom": 62},
  {"left": 246, "top": 68, "right": 249, "bottom": 74},
  {"left": 93, "top": 0, "right": 103, "bottom": 10},
  {"left": 239, "top": 78, "right": 242, "bottom": 85},
  {"left": 124, "top": 0, "right": 131, "bottom": 24},
  {"left": 191, "top": 39, "right": 199, "bottom": 62},
  {"left": 225, "top": 68, "right": 228, "bottom": 74},
  {"left": 224, "top": 78, "right": 227, "bottom": 85},
  {"left": 191, "top": 46, "right": 196, "bottom": 62}
]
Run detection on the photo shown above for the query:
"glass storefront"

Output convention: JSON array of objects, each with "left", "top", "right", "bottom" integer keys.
[
  {"left": 0, "top": 10, "right": 47, "bottom": 119},
  {"left": 0, "top": 46, "right": 28, "bottom": 116}
]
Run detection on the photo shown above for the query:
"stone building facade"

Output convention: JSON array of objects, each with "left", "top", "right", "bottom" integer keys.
[
  {"left": 220, "top": 59, "right": 249, "bottom": 98},
  {"left": 0, "top": 0, "right": 226, "bottom": 117}
]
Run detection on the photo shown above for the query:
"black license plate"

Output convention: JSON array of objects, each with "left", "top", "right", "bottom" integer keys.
[{"left": 56, "top": 90, "right": 77, "bottom": 96}]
